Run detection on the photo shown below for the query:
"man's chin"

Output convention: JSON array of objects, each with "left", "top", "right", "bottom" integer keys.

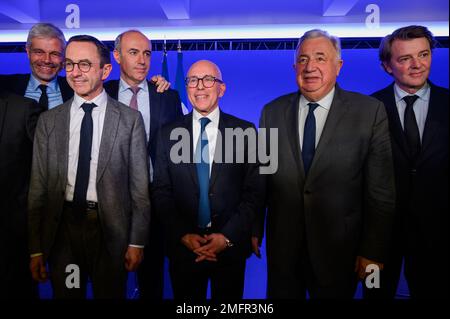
[{"left": 35, "top": 73, "right": 58, "bottom": 83}]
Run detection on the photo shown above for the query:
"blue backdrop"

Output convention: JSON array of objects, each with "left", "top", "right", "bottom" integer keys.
[{"left": 0, "top": 47, "right": 448, "bottom": 299}]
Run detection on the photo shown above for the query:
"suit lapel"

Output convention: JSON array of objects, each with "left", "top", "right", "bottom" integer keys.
[
  {"left": 148, "top": 81, "right": 161, "bottom": 150},
  {"left": 308, "top": 86, "right": 349, "bottom": 179},
  {"left": 285, "top": 92, "right": 304, "bottom": 178},
  {"left": 209, "top": 112, "right": 225, "bottom": 189},
  {"left": 418, "top": 82, "right": 441, "bottom": 162},
  {"left": 108, "top": 80, "right": 120, "bottom": 100},
  {"left": 55, "top": 100, "right": 72, "bottom": 185},
  {"left": 0, "top": 97, "right": 7, "bottom": 142},
  {"left": 97, "top": 97, "right": 120, "bottom": 182},
  {"left": 18, "top": 74, "right": 31, "bottom": 96},
  {"left": 182, "top": 113, "right": 198, "bottom": 187},
  {"left": 381, "top": 84, "right": 411, "bottom": 159}
]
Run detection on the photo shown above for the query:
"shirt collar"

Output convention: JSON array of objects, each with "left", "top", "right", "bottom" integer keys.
[
  {"left": 193, "top": 105, "right": 220, "bottom": 126},
  {"left": 300, "top": 87, "right": 335, "bottom": 110},
  {"left": 73, "top": 89, "right": 108, "bottom": 110},
  {"left": 119, "top": 77, "right": 148, "bottom": 93},
  {"left": 29, "top": 73, "right": 60, "bottom": 93},
  {"left": 394, "top": 82, "right": 430, "bottom": 104}
]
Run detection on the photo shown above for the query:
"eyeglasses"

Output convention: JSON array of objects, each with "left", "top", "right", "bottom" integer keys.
[
  {"left": 185, "top": 75, "right": 223, "bottom": 88},
  {"left": 64, "top": 61, "right": 97, "bottom": 73}
]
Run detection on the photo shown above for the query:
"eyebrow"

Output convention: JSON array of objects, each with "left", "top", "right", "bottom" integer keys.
[
  {"left": 65, "top": 58, "right": 92, "bottom": 63},
  {"left": 128, "top": 48, "right": 151, "bottom": 53}
]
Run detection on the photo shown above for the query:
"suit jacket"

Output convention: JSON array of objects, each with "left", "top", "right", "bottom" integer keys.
[
  {"left": 104, "top": 80, "right": 183, "bottom": 167},
  {"left": 152, "top": 111, "right": 263, "bottom": 262},
  {"left": 372, "top": 82, "right": 449, "bottom": 256},
  {"left": 260, "top": 85, "right": 396, "bottom": 295},
  {"left": 0, "top": 74, "right": 73, "bottom": 102},
  {"left": 0, "top": 91, "right": 43, "bottom": 273},
  {"left": 27, "top": 95, "right": 151, "bottom": 261}
]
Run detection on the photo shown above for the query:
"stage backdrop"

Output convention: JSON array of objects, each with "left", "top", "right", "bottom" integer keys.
[{"left": 0, "top": 47, "right": 448, "bottom": 299}]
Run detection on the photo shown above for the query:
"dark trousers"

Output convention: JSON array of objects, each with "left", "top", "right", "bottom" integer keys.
[
  {"left": 137, "top": 216, "right": 165, "bottom": 299},
  {"left": 1, "top": 243, "right": 38, "bottom": 299},
  {"left": 363, "top": 220, "right": 449, "bottom": 299},
  {"left": 169, "top": 254, "right": 246, "bottom": 300},
  {"left": 268, "top": 246, "right": 357, "bottom": 299},
  {"left": 47, "top": 205, "right": 127, "bottom": 299}
]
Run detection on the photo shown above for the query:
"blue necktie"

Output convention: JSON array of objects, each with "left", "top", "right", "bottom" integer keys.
[
  {"left": 302, "top": 102, "right": 319, "bottom": 176},
  {"left": 73, "top": 103, "right": 97, "bottom": 207},
  {"left": 196, "top": 117, "right": 211, "bottom": 228}
]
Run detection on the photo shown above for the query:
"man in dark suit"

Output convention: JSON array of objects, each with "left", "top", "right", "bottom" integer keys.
[
  {"left": 104, "top": 29, "right": 183, "bottom": 299},
  {"left": 364, "top": 25, "right": 449, "bottom": 299},
  {"left": 259, "top": 29, "right": 396, "bottom": 298},
  {"left": 0, "top": 24, "right": 169, "bottom": 110},
  {"left": 0, "top": 23, "right": 73, "bottom": 109},
  {"left": 28, "top": 35, "right": 150, "bottom": 298},
  {"left": 152, "top": 60, "right": 262, "bottom": 299},
  {"left": 0, "top": 91, "right": 43, "bottom": 299}
]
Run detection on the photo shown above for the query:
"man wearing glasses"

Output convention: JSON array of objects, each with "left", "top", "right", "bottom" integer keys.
[
  {"left": 151, "top": 60, "right": 263, "bottom": 299},
  {"left": 28, "top": 35, "right": 150, "bottom": 298}
]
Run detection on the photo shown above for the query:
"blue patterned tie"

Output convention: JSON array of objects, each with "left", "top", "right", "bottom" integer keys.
[
  {"left": 73, "top": 103, "right": 97, "bottom": 207},
  {"left": 196, "top": 117, "right": 211, "bottom": 228},
  {"left": 302, "top": 102, "right": 319, "bottom": 176}
]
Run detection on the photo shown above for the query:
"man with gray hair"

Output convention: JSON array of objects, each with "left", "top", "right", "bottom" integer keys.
[
  {"left": 0, "top": 23, "right": 73, "bottom": 109},
  {"left": 0, "top": 23, "right": 170, "bottom": 111},
  {"left": 258, "top": 29, "right": 396, "bottom": 298}
]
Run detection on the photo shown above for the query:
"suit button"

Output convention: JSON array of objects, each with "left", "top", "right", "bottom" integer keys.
[
  {"left": 209, "top": 193, "right": 214, "bottom": 197},
  {"left": 304, "top": 190, "right": 311, "bottom": 194},
  {"left": 410, "top": 169, "right": 417, "bottom": 175}
]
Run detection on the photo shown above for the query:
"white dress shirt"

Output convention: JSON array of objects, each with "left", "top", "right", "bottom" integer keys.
[
  {"left": 394, "top": 82, "right": 430, "bottom": 141},
  {"left": 298, "top": 87, "right": 335, "bottom": 149},
  {"left": 65, "top": 90, "right": 107, "bottom": 202},
  {"left": 192, "top": 106, "right": 220, "bottom": 175}
]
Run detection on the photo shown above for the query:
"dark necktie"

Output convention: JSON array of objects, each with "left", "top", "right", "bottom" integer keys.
[
  {"left": 196, "top": 117, "right": 211, "bottom": 228},
  {"left": 73, "top": 103, "right": 97, "bottom": 207},
  {"left": 302, "top": 102, "right": 319, "bottom": 176},
  {"left": 403, "top": 95, "right": 420, "bottom": 160},
  {"left": 38, "top": 84, "right": 49, "bottom": 110}
]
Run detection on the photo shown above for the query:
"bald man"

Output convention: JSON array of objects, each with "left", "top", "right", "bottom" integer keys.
[
  {"left": 104, "top": 30, "right": 183, "bottom": 299},
  {"left": 151, "top": 60, "right": 263, "bottom": 299}
]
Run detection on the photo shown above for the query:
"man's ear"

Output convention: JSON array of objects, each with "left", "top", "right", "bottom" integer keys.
[
  {"left": 113, "top": 49, "right": 121, "bottom": 65},
  {"left": 382, "top": 61, "right": 392, "bottom": 74}
]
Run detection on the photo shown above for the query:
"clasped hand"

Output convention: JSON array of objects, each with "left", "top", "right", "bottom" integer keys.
[{"left": 181, "top": 233, "right": 228, "bottom": 262}]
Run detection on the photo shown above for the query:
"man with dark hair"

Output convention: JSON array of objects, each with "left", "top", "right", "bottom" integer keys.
[
  {"left": 0, "top": 91, "right": 43, "bottom": 299},
  {"left": 259, "top": 29, "right": 395, "bottom": 298},
  {"left": 28, "top": 35, "right": 151, "bottom": 298},
  {"left": 365, "top": 25, "right": 449, "bottom": 299},
  {"left": 105, "top": 30, "right": 183, "bottom": 299}
]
